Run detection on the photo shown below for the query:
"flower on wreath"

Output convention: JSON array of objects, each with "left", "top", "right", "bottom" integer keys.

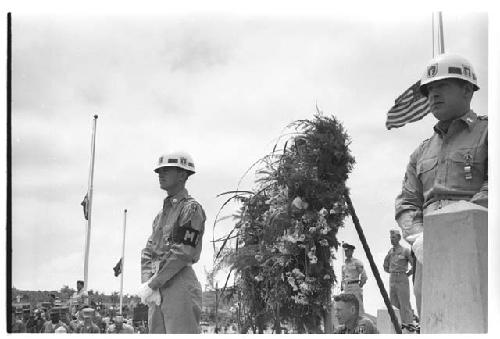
[
  {"left": 320, "top": 226, "right": 331, "bottom": 235},
  {"left": 319, "top": 208, "right": 329, "bottom": 217},
  {"left": 287, "top": 276, "right": 299, "bottom": 291},
  {"left": 319, "top": 239, "right": 329, "bottom": 247},
  {"left": 255, "top": 254, "right": 264, "bottom": 262},
  {"left": 255, "top": 274, "right": 264, "bottom": 282},
  {"left": 291, "top": 293, "right": 308, "bottom": 305},
  {"left": 308, "top": 246, "right": 318, "bottom": 264},
  {"left": 292, "top": 268, "right": 305, "bottom": 279},
  {"left": 323, "top": 274, "right": 331, "bottom": 280},
  {"left": 299, "top": 282, "right": 310, "bottom": 292}
]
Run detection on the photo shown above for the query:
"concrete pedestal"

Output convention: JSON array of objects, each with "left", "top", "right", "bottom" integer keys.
[
  {"left": 376, "top": 308, "right": 401, "bottom": 334},
  {"left": 421, "top": 201, "right": 487, "bottom": 333}
]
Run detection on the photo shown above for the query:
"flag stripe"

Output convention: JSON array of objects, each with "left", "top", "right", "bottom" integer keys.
[
  {"left": 386, "top": 80, "right": 431, "bottom": 130},
  {"left": 389, "top": 102, "right": 430, "bottom": 123},
  {"left": 387, "top": 100, "right": 429, "bottom": 119}
]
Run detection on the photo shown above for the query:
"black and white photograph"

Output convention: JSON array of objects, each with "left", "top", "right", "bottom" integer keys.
[{"left": 3, "top": 1, "right": 499, "bottom": 335}]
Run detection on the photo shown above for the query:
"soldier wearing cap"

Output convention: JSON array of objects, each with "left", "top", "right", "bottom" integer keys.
[
  {"left": 341, "top": 242, "right": 368, "bottom": 315},
  {"left": 76, "top": 308, "right": 100, "bottom": 333},
  {"left": 383, "top": 229, "right": 414, "bottom": 325},
  {"left": 107, "top": 315, "right": 134, "bottom": 334},
  {"left": 395, "top": 54, "right": 488, "bottom": 317},
  {"left": 140, "top": 151, "right": 206, "bottom": 333}
]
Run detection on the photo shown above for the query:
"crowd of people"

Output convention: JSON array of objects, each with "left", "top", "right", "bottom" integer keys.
[{"left": 11, "top": 305, "right": 148, "bottom": 334}]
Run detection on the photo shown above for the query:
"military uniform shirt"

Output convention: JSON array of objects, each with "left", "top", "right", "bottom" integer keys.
[
  {"left": 383, "top": 244, "right": 412, "bottom": 273},
  {"left": 342, "top": 258, "right": 367, "bottom": 284},
  {"left": 107, "top": 323, "right": 135, "bottom": 334},
  {"left": 76, "top": 322, "right": 100, "bottom": 333},
  {"left": 395, "top": 110, "right": 487, "bottom": 235},
  {"left": 141, "top": 188, "right": 206, "bottom": 289},
  {"left": 334, "top": 316, "right": 379, "bottom": 334}
]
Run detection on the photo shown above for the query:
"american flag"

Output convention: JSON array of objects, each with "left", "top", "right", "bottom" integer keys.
[{"left": 386, "top": 81, "right": 430, "bottom": 130}]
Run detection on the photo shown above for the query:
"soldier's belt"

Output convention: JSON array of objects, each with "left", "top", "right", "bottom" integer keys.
[
  {"left": 346, "top": 280, "right": 360, "bottom": 285},
  {"left": 151, "top": 260, "right": 192, "bottom": 274}
]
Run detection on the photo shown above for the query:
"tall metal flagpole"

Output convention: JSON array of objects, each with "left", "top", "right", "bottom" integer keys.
[
  {"left": 438, "top": 12, "right": 445, "bottom": 54},
  {"left": 83, "top": 115, "right": 98, "bottom": 295},
  {"left": 120, "top": 209, "right": 128, "bottom": 315}
]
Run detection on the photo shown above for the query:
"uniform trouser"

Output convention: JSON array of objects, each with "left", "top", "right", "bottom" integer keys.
[
  {"left": 148, "top": 266, "right": 202, "bottom": 333},
  {"left": 344, "top": 283, "right": 364, "bottom": 315},
  {"left": 389, "top": 273, "right": 413, "bottom": 324}
]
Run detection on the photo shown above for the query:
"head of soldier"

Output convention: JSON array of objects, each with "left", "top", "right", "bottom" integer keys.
[
  {"left": 50, "top": 311, "right": 60, "bottom": 324},
  {"left": 420, "top": 54, "right": 478, "bottom": 122},
  {"left": 114, "top": 315, "right": 124, "bottom": 329},
  {"left": 334, "top": 293, "right": 359, "bottom": 326},
  {"left": 76, "top": 280, "right": 84, "bottom": 292},
  {"left": 82, "top": 308, "right": 94, "bottom": 324},
  {"left": 390, "top": 229, "right": 401, "bottom": 246},
  {"left": 343, "top": 243, "right": 355, "bottom": 259},
  {"left": 154, "top": 152, "right": 196, "bottom": 194}
]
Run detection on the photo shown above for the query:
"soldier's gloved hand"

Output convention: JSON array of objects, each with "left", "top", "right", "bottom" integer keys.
[
  {"left": 412, "top": 233, "right": 423, "bottom": 264},
  {"left": 138, "top": 279, "right": 161, "bottom": 306}
]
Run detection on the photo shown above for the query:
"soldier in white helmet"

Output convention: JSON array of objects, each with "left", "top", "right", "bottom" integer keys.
[
  {"left": 139, "top": 151, "right": 206, "bottom": 333},
  {"left": 395, "top": 54, "right": 488, "bottom": 317}
]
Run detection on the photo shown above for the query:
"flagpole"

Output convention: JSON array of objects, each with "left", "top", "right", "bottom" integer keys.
[
  {"left": 120, "top": 209, "right": 127, "bottom": 315},
  {"left": 83, "top": 114, "right": 98, "bottom": 296},
  {"left": 438, "top": 12, "right": 445, "bottom": 54}
]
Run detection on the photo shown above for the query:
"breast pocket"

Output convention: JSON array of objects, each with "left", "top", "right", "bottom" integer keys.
[
  {"left": 417, "top": 157, "right": 438, "bottom": 191},
  {"left": 448, "top": 147, "right": 485, "bottom": 191}
]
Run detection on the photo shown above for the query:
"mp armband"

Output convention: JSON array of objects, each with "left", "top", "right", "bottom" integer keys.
[{"left": 172, "top": 220, "right": 201, "bottom": 247}]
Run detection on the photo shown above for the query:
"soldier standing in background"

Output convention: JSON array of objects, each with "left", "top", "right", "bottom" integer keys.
[
  {"left": 383, "top": 229, "right": 414, "bottom": 325},
  {"left": 341, "top": 243, "right": 367, "bottom": 315}
]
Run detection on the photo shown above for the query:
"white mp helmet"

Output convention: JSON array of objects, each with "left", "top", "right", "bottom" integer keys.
[
  {"left": 154, "top": 151, "right": 196, "bottom": 174},
  {"left": 419, "top": 53, "right": 479, "bottom": 96}
]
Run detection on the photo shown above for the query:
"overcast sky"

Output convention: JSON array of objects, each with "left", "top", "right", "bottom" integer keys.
[{"left": 7, "top": 6, "right": 495, "bottom": 318}]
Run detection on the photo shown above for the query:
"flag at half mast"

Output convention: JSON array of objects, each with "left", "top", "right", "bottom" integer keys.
[
  {"left": 113, "top": 258, "right": 123, "bottom": 277},
  {"left": 386, "top": 80, "right": 430, "bottom": 130},
  {"left": 81, "top": 193, "right": 89, "bottom": 220}
]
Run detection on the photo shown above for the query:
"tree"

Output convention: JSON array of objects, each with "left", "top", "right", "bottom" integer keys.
[{"left": 60, "top": 285, "right": 75, "bottom": 300}]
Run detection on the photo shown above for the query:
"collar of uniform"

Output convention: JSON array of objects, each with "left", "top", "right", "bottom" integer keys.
[
  {"left": 433, "top": 110, "right": 476, "bottom": 135},
  {"left": 164, "top": 188, "right": 188, "bottom": 205},
  {"left": 392, "top": 243, "right": 402, "bottom": 251}
]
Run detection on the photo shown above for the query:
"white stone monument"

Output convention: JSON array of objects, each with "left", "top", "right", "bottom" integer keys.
[{"left": 421, "top": 201, "right": 487, "bottom": 333}]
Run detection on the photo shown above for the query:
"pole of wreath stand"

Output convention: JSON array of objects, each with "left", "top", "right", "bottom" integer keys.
[
  {"left": 119, "top": 209, "right": 127, "bottom": 315},
  {"left": 215, "top": 281, "right": 219, "bottom": 333},
  {"left": 344, "top": 192, "right": 402, "bottom": 334},
  {"left": 83, "top": 115, "right": 98, "bottom": 299}
]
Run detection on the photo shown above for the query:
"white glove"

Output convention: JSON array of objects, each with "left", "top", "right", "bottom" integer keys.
[
  {"left": 412, "top": 233, "right": 423, "bottom": 264},
  {"left": 138, "top": 279, "right": 161, "bottom": 306}
]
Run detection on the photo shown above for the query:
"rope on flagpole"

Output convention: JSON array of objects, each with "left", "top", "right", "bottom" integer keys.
[{"left": 344, "top": 191, "right": 402, "bottom": 334}]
